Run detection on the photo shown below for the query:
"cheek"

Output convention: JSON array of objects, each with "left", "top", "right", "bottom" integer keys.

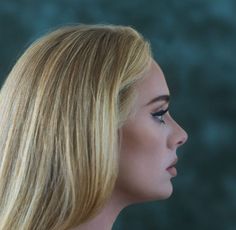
[{"left": 115, "top": 120, "right": 170, "bottom": 202}]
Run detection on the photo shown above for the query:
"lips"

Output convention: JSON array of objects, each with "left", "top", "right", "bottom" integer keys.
[
  {"left": 166, "top": 158, "right": 178, "bottom": 169},
  {"left": 166, "top": 158, "right": 178, "bottom": 177}
]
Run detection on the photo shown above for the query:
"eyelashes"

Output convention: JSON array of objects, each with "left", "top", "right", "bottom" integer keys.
[{"left": 151, "top": 107, "right": 169, "bottom": 124}]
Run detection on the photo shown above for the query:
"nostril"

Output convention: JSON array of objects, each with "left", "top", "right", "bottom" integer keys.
[
  {"left": 169, "top": 120, "right": 189, "bottom": 149},
  {"left": 177, "top": 139, "right": 184, "bottom": 146},
  {"left": 176, "top": 131, "right": 188, "bottom": 147}
]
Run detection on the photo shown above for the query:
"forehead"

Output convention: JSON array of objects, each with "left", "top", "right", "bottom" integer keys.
[{"left": 135, "top": 59, "right": 170, "bottom": 107}]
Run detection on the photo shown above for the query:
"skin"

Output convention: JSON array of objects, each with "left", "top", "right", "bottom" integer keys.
[{"left": 74, "top": 59, "right": 188, "bottom": 230}]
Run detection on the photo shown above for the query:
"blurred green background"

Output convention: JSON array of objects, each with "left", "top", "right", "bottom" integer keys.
[{"left": 0, "top": 0, "right": 235, "bottom": 229}]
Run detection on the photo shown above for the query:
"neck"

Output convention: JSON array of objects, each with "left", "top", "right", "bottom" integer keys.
[{"left": 72, "top": 189, "right": 130, "bottom": 230}]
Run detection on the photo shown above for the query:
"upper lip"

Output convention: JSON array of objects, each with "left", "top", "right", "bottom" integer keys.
[{"left": 166, "top": 158, "right": 178, "bottom": 169}]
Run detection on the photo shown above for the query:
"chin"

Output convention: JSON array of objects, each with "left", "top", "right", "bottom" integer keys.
[
  {"left": 134, "top": 186, "right": 174, "bottom": 204},
  {"left": 114, "top": 181, "right": 174, "bottom": 205},
  {"left": 155, "top": 183, "right": 174, "bottom": 200},
  {"left": 158, "top": 190, "right": 173, "bottom": 200}
]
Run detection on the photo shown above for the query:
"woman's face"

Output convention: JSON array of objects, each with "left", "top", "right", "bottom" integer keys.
[{"left": 115, "top": 59, "right": 188, "bottom": 204}]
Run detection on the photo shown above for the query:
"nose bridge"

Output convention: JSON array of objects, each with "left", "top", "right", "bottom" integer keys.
[{"left": 168, "top": 116, "right": 188, "bottom": 149}]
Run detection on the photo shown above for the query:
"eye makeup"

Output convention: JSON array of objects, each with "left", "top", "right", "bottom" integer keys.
[{"left": 151, "top": 107, "right": 169, "bottom": 124}]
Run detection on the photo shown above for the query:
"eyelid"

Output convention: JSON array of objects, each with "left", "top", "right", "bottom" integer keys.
[
  {"left": 151, "top": 101, "right": 169, "bottom": 111},
  {"left": 151, "top": 107, "right": 169, "bottom": 125},
  {"left": 151, "top": 107, "right": 169, "bottom": 116}
]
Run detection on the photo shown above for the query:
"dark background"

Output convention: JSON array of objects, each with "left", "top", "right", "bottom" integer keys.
[{"left": 0, "top": 0, "right": 235, "bottom": 229}]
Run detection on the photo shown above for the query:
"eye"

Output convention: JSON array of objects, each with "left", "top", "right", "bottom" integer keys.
[{"left": 151, "top": 108, "right": 169, "bottom": 124}]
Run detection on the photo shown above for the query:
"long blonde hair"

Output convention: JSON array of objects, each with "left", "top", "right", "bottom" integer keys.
[{"left": 0, "top": 24, "right": 152, "bottom": 229}]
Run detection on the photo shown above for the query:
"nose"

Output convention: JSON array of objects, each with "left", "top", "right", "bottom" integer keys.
[
  {"left": 176, "top": 128, "right": 188, "bottom": 147},
  {"left": 168, "top": 119, "right": 188, "bottom": 150}
]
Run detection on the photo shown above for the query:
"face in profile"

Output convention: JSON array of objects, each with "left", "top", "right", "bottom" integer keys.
[{"left": 115, "top": 59, "right": 188, "bottom": 204}]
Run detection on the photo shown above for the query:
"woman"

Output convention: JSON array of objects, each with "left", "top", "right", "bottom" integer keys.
[{"left": 0, "top": 24, "right": 188, "bottom": 230}]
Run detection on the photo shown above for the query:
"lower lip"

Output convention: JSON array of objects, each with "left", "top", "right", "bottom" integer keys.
[{"left": 166, "top": 166, "right": 177, "bottom": 177}]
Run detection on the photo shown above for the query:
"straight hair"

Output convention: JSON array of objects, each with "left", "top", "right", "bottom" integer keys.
[{"left": 0, "top": 24, "right": 152, "bottom": 229}]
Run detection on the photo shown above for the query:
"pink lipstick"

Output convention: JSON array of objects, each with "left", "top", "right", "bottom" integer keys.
[{"left": 166, "top": 158, "right": 178, "bottom": 177}]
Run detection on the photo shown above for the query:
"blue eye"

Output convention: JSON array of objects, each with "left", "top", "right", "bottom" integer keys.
[{"left": 151, "top": 108, "right": 169, "bottom": 124}]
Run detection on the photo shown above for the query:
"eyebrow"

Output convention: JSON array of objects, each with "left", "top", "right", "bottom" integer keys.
[{"left": 145, "top": 95, "right": 170, "bottom": 106}]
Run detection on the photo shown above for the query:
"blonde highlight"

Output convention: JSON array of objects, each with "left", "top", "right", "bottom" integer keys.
[{"left": 0, "top": 24, "right": 152, "bottom": 229}]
